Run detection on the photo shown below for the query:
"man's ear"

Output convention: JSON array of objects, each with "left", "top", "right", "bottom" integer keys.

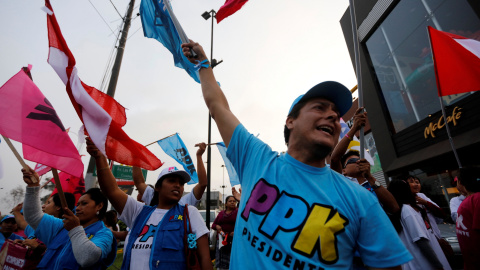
[{"left": 286, "top": 116, "right": 295, "bottom": 130}]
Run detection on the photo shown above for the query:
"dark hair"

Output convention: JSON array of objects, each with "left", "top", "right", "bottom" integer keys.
[
  {"left": 340, "top": 150, "right": 360, "bottom": 167},
  {"left": 387, "top": 179, "right": 428, "bottom": 233},
  {"left": 150, "top": 191, "right": 159, "bottom": 207},
  {"left": 406, "top": 175, "right": 420, "bottom": 183},
  {"left": 284, "top": 100, "right": 309, "bottom": 145},
  {"left": 83, "top": 188, "right": 108, "bottom": 219},
  {"left": 458, "top": 167, "right": 480, "bottom": 193},
  {"left": 52, "top": 192, "right": 76, "bottom": 212},
  {"left": 225, "top": 195, "right": 235, "bottom": 203},
  {"left": 104, "top": 210, "right": 118, "bottom": 231}
]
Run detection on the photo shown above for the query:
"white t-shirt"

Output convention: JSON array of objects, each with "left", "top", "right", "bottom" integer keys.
[
  {"left": 449, "top": 194, "right": 465, "bottom": 221},
  {"left": 417, "top": 192, "right": 442, "bottom": 238},
  {"left": 142, "top": 185, "right": 200, "bottom": 206},
  {"left": 119, "top": 196, "right": 209, "bottom": 270},
  {"left": 399, "top": 204, "right": 451, "bottom": 270}
]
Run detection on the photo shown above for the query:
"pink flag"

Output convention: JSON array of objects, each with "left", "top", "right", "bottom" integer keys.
[
  {"left": 0, "top": 66, "right": 84, "bottom": 178},
  {"left": 216, "top": 0, "right": 249, "bottom": 23},
  {"left": 428, "top": 26, "right": 480, "bottom": 96},
  {"left": 44, "top": 0, "right": 163, "bottom": 170}
]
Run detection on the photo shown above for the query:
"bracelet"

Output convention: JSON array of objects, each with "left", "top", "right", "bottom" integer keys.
[
  {"left": 345, "top": 134, "right": 353, "bottom": 141},
  {"left": 98, "top": 167, "right": 110, "bottom": 172},
  {"left": 195, "top": 59, "right": 210, "bottom": 70}
]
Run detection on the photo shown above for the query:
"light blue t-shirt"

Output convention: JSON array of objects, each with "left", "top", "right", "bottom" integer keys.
[
  {"left": 35, "top": 214, "right": 113, "bottom": 260},
  {"left": 24, "top": 225, "right": 36, "bottom": 239},
  {"left": 0, "top": 232, "right": 23, "bottom": 247},
  {"left": 227, "top": 124, "right": 412, "bottom": 269}
]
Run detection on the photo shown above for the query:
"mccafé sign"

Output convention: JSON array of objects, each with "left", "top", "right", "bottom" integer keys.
[{"left": 424, "top": 106, "right": 462, "bottom": 139}]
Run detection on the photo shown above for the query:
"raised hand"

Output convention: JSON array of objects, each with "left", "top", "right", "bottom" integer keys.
[
  {"left": 195, "top": 142, "right": 207, "bottom": 157},
  {"left": 21, "top": 166, "right": 39, "bottom": 187},
  {"left": 181, "top": 39, "right": 208, "bottom": 63},
  {"left": 62, "top": 207, "right": 80, "bottom": 231}
]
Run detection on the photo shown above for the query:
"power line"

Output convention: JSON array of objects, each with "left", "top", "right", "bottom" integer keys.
[
  {"left": 88, "top": 0, "right": 116, "bottom": 36},
  {"left": 127, "top": 26, "right": 142, "bottom": 40},
  {"left": 109, "top": 0, "right": 123, "bottom": 19}
]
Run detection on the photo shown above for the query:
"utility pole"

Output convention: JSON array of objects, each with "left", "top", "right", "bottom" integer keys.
[
  {"left": 201, "top": 9, "right": 222, "bottom": 229},
  {"left": 85, "top": 0, "right": 136, "bottom": 190}
]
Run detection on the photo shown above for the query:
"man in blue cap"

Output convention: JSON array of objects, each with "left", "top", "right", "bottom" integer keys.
[
  {"left": 0, "top": 215, "right": 24, "bottom": 247},
  {"left": 181, "top": 41, "right": 412, "bottom": 269}
]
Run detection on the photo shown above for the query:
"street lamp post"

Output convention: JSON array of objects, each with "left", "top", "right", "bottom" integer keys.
[
  {"left": 201, "top": 9, "right": 222, "bottom": 230},
  {"left": 220, "top": 165, "right": 226, "bottom": 207}
]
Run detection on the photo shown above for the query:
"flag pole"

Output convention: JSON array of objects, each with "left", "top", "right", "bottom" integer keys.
[
  {"left": 51, "top": 168, "right": 68, "bottom": 209},
  {"left": 438, "top": 98, "right": 462, "bottom": 168},
  {"left": 348, "top": 0, "right": 365, "bottom": 159},
  {"left": 1, "top": 135, "right": 37, "bottom": 183},
  {"left": 144, "top": 133, "right": 177, "bottom": 147}
]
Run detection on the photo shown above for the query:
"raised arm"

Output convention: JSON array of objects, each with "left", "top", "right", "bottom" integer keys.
[
  {"left": 132, "top": 166, "right": 148, "bottom": 196},
  {"left": 192, "top": 142, "right": 207, "bottom": 200},
  {"left": 12, "top": 203, "right": 28, "bottom": 230},
  {"left": 22, "top": 167, "right": 44, "bottom": 230},
  {"left": 358, "top": 160, "right": 400, "bottom": 214},
  {"left": 331, "top": 107, "right": 366, "bottom": 173},
  {"left": 86, "top": 137, "right": 128, "bottom": 214},
  {"left": 182, "top": 41, "right": 240, "bottom": 147}
]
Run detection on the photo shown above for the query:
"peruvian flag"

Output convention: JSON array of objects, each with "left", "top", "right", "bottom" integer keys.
[
  {"left": 0, "top": 66, "right": 83, "bottom": 178},
  {"left": 428, "top": 26, "right": 480, "bottom": 96},
  {"left": 216, "top": 0, "right": 249, "bottom": 23},
  {"left": 44, "top": 0, "right": 163, "bottom": 170}
]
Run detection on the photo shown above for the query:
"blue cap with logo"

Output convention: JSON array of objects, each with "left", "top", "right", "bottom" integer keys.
[
  {"left": 288, "top": 81, "right": 353, "bottom": 117},
  {"left": 0, "top": 215, "right": 15, "bottom": 224}
]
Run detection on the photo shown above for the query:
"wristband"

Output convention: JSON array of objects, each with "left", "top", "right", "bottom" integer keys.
[
  {"left": 195, "top": 59, "right": 210, "bottom": 70},
  {"left": 345, "top": 134, "right": 353, "bottom": 141}
]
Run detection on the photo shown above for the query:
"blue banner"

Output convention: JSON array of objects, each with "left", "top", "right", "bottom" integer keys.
[
  {"left": 216, "top": 142, "right": 240, "bottom": 186},
  {"left": 157, "top": 133, "right": 198, "bottom": 184},
  {"left": 140, "top": 0, "right": 200, "bottom": 82}
]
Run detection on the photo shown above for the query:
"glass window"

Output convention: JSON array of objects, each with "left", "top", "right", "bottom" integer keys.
[{"left": 365, "top": 0, "right": 480, "bottom": 133}]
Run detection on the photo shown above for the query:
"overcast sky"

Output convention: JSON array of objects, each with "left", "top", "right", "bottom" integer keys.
[{"left": 0, "top": 0, "right": 357, "bottom": 214}]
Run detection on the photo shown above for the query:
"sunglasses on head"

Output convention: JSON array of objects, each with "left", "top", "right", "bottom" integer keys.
[{"left": 344, "top": 158, "right": 359, "bottom": 168}]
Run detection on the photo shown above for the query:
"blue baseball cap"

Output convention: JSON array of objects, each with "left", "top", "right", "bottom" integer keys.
[
  {"left": 288, "top": 81, "right": 353, "bottom": 117},
  {"left": 0, "top": 215, "right": 15, "bottom": 223}
]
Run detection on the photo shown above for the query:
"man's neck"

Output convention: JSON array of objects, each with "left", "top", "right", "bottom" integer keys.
[
  {"left": 1, "top": 231, "right": 12, "bottom": 238},
  {"left": 287, "top": 145, "right": 328, "bottom": 168}
]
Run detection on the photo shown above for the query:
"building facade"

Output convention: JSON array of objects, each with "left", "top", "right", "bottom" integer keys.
[{"left": 340, "top": 0, "right": 480, "bottom": 213}]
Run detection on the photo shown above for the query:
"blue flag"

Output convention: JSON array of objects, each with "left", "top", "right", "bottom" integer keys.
[
  {"left": 216, "top": 142, "right": 240, "bottom": 186},
  {"left": 140, "top": 0, "right": 200, "bottom": 82},
  {"left": 157, "top": 133, "right": 198, "bottom": 184}
]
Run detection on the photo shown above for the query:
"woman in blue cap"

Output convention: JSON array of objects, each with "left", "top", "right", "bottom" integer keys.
[{"left": 21, "top": 167, "right": 117, "bottom": 270}]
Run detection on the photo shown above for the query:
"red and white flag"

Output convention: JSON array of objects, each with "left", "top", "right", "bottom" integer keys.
[
  {"left": 216, "top": 0, "right": 249, "bottom": 23},
  {"left": 0, "top": 66, "right": 84, "bottom": 178},
  {"left": 428, "top": 26, "right": 480, "bottom": 96},
  {"left": 43, "top": 0, "right": 163, "bottom": 170}
]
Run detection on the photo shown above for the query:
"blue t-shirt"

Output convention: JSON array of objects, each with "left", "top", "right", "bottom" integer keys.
[
  {"left": 24, "top": 225, "right": 36, "bottom": 239},
  {"left": 227, "top": 124, "right": 412, "bottom": 269},
  {"left": 0, "top": 232, "right": 23, "bottom": 247},
  {"left": 35, "top": 214, "right": 113, "bottom": 264}
]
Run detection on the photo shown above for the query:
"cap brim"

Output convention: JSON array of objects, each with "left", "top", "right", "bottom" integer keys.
[
  {"left": 157, "top": 171, "right": 191, "bottom": 185},
  {"left": 295, "top": 81, "right": 352, "bottom": 117}
]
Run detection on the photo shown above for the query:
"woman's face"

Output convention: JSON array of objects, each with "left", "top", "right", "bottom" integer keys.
[
  {"left": 42, "top": 196, "right": 61, "bottom": 217},
  {"left": 407, "top": 177, "right": 421, "bottom": 194},
  {"left": 225, "top": 197, "right": 237, "bottom": 210},
  {"left": 157, "top": 176, "right": 185, "bottom": 204},
  {"left": 75, "top": 194, "right": 102, "bottom": 224}
]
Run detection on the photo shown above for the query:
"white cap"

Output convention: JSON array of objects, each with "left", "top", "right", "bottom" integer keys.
[{"left": 156, "top": 166, "right": 190, "bottom": 186}]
